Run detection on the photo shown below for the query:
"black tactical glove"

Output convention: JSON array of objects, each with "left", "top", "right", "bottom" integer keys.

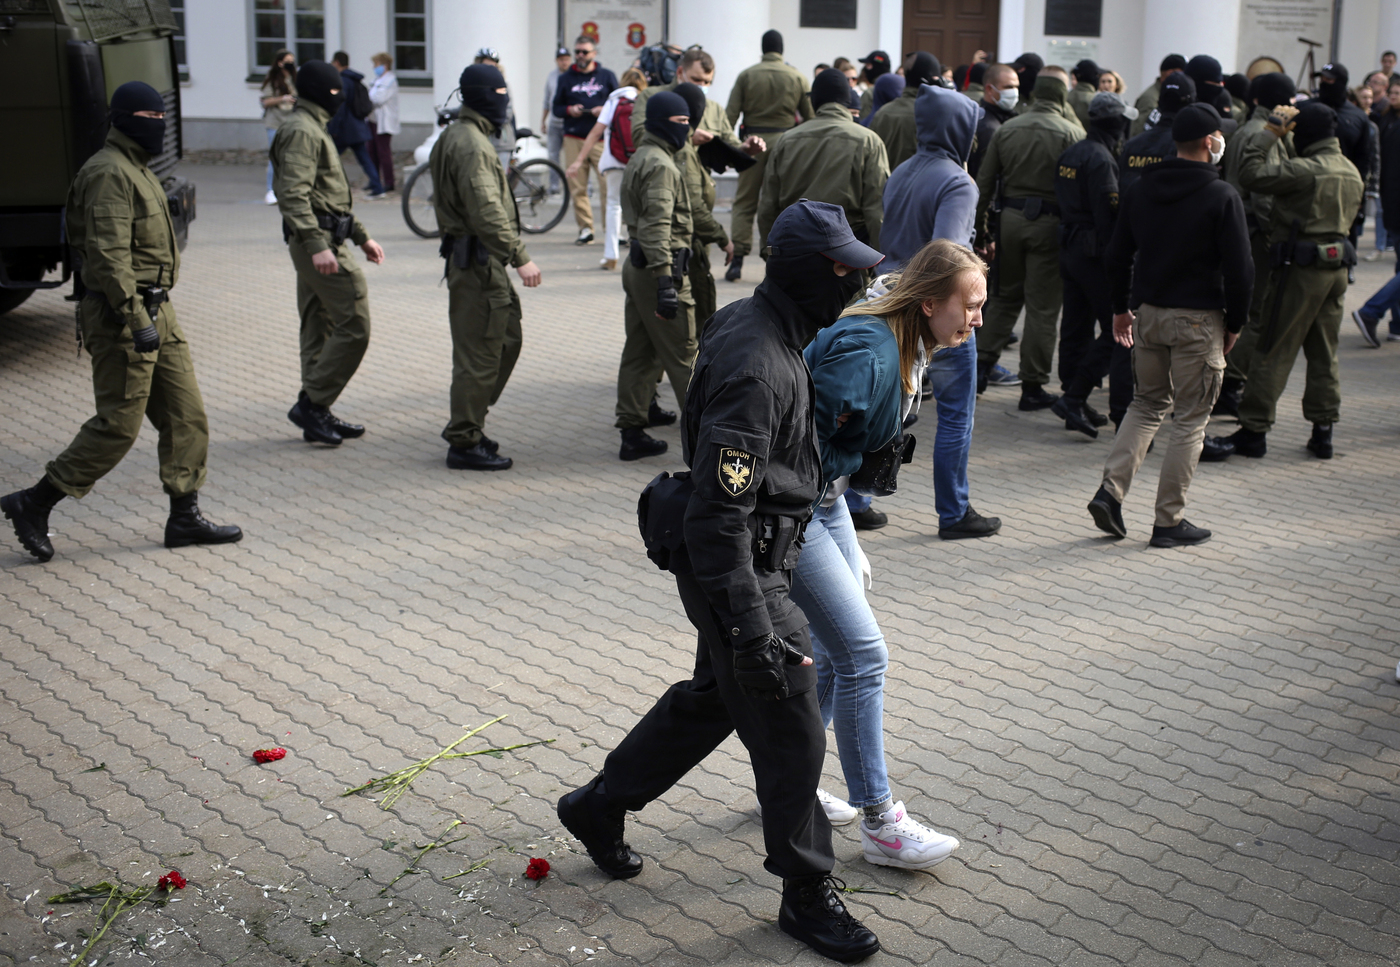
[
  {"left": 655, "top": 275, "right": 679, "bottom": 320},
  {"left": 733, "top": 632, "right": 807, "bottom": 700},
  {"left": 130, "top": 324, "right": 160, "bottom": 354}
]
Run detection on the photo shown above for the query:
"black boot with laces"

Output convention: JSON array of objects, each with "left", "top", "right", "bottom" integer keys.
[
  {"left": 557, "top": 774, "right": 643, "bottom": 879},
  {"left": 165, "top": 493, "right": 243, "bottom": 548},
  {"left": 779, "top": 875, "right": 881, "bottom": 962},
  {"left": 1, "top": 474, "right": 66, "bottom": 562}
]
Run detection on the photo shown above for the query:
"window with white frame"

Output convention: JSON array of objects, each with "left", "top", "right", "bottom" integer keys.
[
  {"left": 249, "top": 0, "right": 325, "bottom": 75},
  {"left": 391, "top": 0, "right": 430, "bottom": 81},
  {"left": 170, "top": 0, "right": 187, "bottom": 79}
]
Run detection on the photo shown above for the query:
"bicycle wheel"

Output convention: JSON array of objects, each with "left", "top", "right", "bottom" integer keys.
[
  {"left": 511, "top": 158, "right": 569, "bottom": 234},
  {"left": 401, "top": 163, "right": 440, "bottom": 239}
]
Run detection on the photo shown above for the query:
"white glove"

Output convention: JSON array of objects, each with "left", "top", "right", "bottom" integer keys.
[{"left": 856, "top": 542, "right": 872, "bottom": 591}]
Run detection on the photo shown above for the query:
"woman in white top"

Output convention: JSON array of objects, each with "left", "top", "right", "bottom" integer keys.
[
  {"left": 259, "top": 49, "right": 296, "bottom": 204},
  {"left": 566, "top": 67, "right": 647, "bottom": 270},
  {"left": 368, "top": 52, "right": 401, "bottom": 191}
]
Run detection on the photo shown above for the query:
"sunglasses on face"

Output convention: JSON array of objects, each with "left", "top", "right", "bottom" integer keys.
[{"left": 575, "top": 48, "right": 592, "bottom": 55}]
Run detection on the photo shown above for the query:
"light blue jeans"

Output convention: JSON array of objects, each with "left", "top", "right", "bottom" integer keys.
[
  {"left": 266, "top": 128, "right": 277, "bottom": 192},
  {"left": 789, "top": 495, "right": 891, "bottom": 808}
]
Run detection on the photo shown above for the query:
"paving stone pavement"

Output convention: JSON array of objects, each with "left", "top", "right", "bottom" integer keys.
[{"left": 1, "top": 162, "right": 1398, "bottom": 967}]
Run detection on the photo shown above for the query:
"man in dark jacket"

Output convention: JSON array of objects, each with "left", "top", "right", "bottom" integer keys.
[
  {"left": 1088, "top": 103, "right": 1252, "bottom": 548},
  {"left": 557, "top": 202, "right": 883, "bottom": 963},
  {"left": 328, "top": 52, "right": 385, "bottom": 197},
  {"left": 1184, "top": 55, "right": 1238, "bottom": 128},
  {"left": 1132, "top": 54, "right": 1188, "bottom": 137},
  {"left": 1119, "top": 72, "right": 1195, "bottom": 194},
  {"left": 1052, "top": 92, "right": 1137, "bottom": 438},
  {"left": 1315, "top": 63, "right": 1373, "bottom": 246},
  {"left": 1067, "top": 59, "right": 1101, "bottom": 127},
  {"left": 969, "top": 63, "right": 1018, "bottom": 180},
  {"left": 552, "top": 36, "right": 619, "bottom": 244}
]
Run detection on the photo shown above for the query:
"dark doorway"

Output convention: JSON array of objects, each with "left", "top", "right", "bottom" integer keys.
[{"left": 901, "top": 0, "right": 1000, "bottom": 68}]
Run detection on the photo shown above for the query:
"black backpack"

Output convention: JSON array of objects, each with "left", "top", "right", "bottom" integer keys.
[
  {"left": 347, "top": 77, "right": 374, "bottom": 120},
  {"left": 635, "top": 44, "right": 695, "bottom": 87}
]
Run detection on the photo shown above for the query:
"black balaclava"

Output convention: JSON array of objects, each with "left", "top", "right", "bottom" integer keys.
[
  {"left": 1292, "top": 101, "right": 1337, "bottom": 152},
  {"left": 1317, "top": 63, "right": 1350, "bottom": 108},
  {"left": 969, "top": 62, "right": 987, "bottom": 86},
  {"left": 1251, "top": 72, "right": 1296, "bottom": 111},
  {"left": 1158, "top": 72, "right": 1196, "bottom": 114},
  {"left": 811, "top": 68, "right": 851, "bottom": 110},
  {"left": 1014, "top": 53, "right": 1044, "bottom": 92},
  {"left": 1185, "top": 55, "right": 1226, "bottom": 115},
  {"left": 904, "top": 52, "right": 940, "bottom": 89},
  {"left": 1225, "top": 73, "right": 1250, "bottom": 102},
  {"left": 459, "top": 63, "right": 510, "bottom": 133},
  {"left": 1073, "top": 59, "right": 1101, "bottom": 85},
  {"left": 1159, "top": 54, "right": 1187, "bottom": 74},
  {"left": 109, "top": 81, "right": 165, "bottom": 156},
  {"left": 644, "top": 90, "right": 690, "bottom": 150},
  {"left": 1089, "top": 115, "right": 1128, "bottom": 153},
  {"left": 673, "top": 82, "right": 706, "bottom": 132},
  {"left": 296, "top": 61, "right": 345, "bottom": 114},
  {"left": 762, "top": 30, "right": 783, "bottom": 55},
  {"left": 765, "top": 251, "right": 865, "bottom": 334}
]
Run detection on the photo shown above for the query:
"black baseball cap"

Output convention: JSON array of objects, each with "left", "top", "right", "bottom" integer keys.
[
  {"left": 768, "top": 200, "right": 883, "bottom": 269},
  {"left": 1172, "top": 102, "right": 1222, "bottom": 142},
  {"left": 860, "top": 51, "right": 891, "bottom": 71},
  {"left": 555, "top": 46, "right": 569, "bottom": 58}
]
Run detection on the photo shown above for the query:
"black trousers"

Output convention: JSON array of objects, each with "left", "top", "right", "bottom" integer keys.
[
  {"left": 602, "top": 568, "right": 834, "bottom": 880},
  {"left": 1058, "top": 242, "right": 1134, "bottom": 424}
]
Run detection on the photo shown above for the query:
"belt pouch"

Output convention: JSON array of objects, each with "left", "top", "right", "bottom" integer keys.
[{"left": 629, "top": 237, "right": 647, "bottom": 268}]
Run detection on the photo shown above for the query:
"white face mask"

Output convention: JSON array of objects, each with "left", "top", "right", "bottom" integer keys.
[
  {"left": 1208, "top": 133, "right": 1225, "bottom": 165},
  {"left": 997, "top": 87, "right": 1019, "bottom": 111}
]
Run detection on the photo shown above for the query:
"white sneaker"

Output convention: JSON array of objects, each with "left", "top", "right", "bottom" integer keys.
[
  {"left": 754, "top": 788, "right": 859, "bottom": 826},
  {"left": 860, "top": 802, "right": 960, "bottom": 870},
  {"left": 263, "top": 190, "right": 278, "bottom": 205}
]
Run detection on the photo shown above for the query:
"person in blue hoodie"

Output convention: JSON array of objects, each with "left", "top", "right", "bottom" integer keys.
[
  {"left": 875, "top": 84, "right": 1002, "bottom": 540},
  {"left": 791, "top": 238, "right": 985, "bottom": 872}
]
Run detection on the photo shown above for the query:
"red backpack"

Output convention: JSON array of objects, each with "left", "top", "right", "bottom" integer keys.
[{"left": 609, "top": 97, "right": 638, "bottom": 164}]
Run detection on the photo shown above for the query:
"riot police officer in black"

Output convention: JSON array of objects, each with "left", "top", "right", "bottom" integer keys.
[
  {"left": 1119, "top": 72, "right": 1195, "bottom": 194},
  {"left": 557, "top": 201, "right": 884, "bottom": 963}
]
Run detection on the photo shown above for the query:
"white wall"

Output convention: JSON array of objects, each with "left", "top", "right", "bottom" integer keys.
[
  {"left": 182, "top": 0, "right": 259, "bottom": 120},
  {"left": 770, "top": 0, "right": 883, "bottom": 82}
]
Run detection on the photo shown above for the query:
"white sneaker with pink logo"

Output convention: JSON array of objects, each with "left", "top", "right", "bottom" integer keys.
[{"left": 860, "top": 802, "right": 960, "bottom": 870}]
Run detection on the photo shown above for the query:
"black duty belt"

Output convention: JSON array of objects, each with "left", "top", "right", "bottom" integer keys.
[{"left": 1003, "top": 196, "right": 1061, "bottom": 219}]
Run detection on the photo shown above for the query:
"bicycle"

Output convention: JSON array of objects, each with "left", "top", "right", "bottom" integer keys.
[{"left": 401, "top": 111, "right": 569, "bottom": 239}]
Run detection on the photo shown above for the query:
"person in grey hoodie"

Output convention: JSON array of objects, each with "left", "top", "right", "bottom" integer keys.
[{"left": 875, "top": 84, "right": 1001, "bottom": 540}]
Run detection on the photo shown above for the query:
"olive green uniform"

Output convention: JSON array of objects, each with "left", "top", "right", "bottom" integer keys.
[
  {"left": 756, "top": 101, "right": 890, "bottom": 254},
  {"left": 1221, "top": 106, "right": 1295, "bottom": 383},
  {"left": 271, "top": 100, "right": 372, "bottom": 408},
  {"left": 430, "top": 106, "right": 532, "bottom": 449},
  {"left": 1235, "top": 134, "right": 1364, "bottom": 433},
  {"left": 46, "top": 128, "right": 209, "bottom": 500},
  {"left": 1016, "top": 86, "right": 1084, "bottom": 130},
  {"left": 962, "top": 82, "right": 985, "bottom": 103},
  {"left": 974, "top": 77, "right": 1084, "bottom": 387},
  {"left": 868, "top": 85, "right": 920, "bottom": 171},
  {"left": 725, "top": 53, "right": 813, "bottom": 256},
  {"left": 1131, "top": 80, "right": 1160, "bottom": 138},
  {"left": 617, "top": 131, "right": 695, "bottom": 429},
  {"left": 1067, "top": 81, "right": 1098, "bottom": 127}
]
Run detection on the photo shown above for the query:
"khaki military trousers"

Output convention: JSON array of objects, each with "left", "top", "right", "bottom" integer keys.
[
  {"left": 442, "top": 258, "right": 523, "bottom": 449},
  {"left": 1238, "top": 265, "right": 1347, "bottom": 433},
  {"left": 1101, "top": 305, "right": 1225, "bottom": 528},
  {"left": 617, "top": 260, "right": 695, "bottom": 429},
  {"left": 1223, "top": 230, "right": 1273, "bottom": 383},
  {"left": 47, "top": 297, "right": 209, "bottom": 499},
  {"left": 977, "top": 207, "right": 1062, "bottom": 387},
  {"left": 290, "top": 240, "right": 371, "bottom": 408},
  {"left": 563, "top": 136, "right": 606, "bottom": 233},
  {"left": 730, "top": 129, "right": 786, "bottom": 257}
]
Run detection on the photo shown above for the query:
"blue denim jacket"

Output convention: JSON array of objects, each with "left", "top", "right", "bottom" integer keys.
[{"left": 802, "top": 313, "right": 903, "bottom": 486}]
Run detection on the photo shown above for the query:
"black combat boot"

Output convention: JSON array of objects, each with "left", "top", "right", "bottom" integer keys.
[
  {"left": 1221, "top": 426, "right": 1267, "bottom": 458},
  {"left": 1051, "top": 396, "right": 1099, "bottom": 438},
  {"left": 647, "top": 398, "right": 677, "bottom": 427},
  {"left": 1, "top": 475, "right": 66, "bottom": 562},
  {"left": 619, "top": 427, "right": 667, "bottom": 461},
  {"left": 1087, "top": 485, "right": 1126, "bottom": 538},
  {"left": 1080, "top": 399, "right": 1109, "bottom": 427},
  {"left": 724, "top": 254, "right": 743, "bottom": 282},
  {"left": 1018, "top": 383, "right": 1060, "bottom": 411},
  {"left": 165, "top": 493, "right": 243, "bottom": 548},
  {"left": 288, "top": 395, "right": 343, "bottom": 445},
  {"left": 446, "top": 441, "right": 512, "bottom": 470},
  {"left": 778, "top": 875, "right": 881, "bottom": 962},
  {"left": 556, "top": 774, "right": 644, "bottom": 879},
  {"left": 1306, "top": 423, "right": 1333, "bottom": 459},
  {"left": 1211, "top": 378, "right": 1243, "bottom": 419}
]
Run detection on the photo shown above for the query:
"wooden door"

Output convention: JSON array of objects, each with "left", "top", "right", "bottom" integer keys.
[{"left": 901, "top": 0, "right": 1000, "bottom": 68}]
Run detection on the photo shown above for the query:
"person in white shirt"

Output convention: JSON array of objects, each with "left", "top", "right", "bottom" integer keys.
[
  {"left": 566, "top": 67, "right": 648, "bottom": 269},
  {"left": 368, "top": 52, "right": 401, "bottom": 191}
]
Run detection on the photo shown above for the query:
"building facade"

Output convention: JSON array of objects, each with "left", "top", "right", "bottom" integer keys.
[{"left": 178, "top": 0, "right": 1400, "bottom": 154}]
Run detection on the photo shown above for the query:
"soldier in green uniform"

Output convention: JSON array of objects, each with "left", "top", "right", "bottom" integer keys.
[
  {"left": 615, "top": 91, "right": 695, "bottom": 461},
  {"left": 272, "top": 61, "right": 385, "bottom": 447},
  {"left": 756, "top": 69, "right": 890, "bottom": 255},
  {"left": 431, "top": 64, "right": 543, "bottom": 472},
  {"left": 2, "top": 83, "right": 241, "bottom": 562},
  {"left": 1214, "top": 72, "right": 1297, "bottom": 417},
  {"left": 1067, "top": 60, "right": 1101, "bottom": 127},
  {"left": 868, "top": 52, "right": 941, "bottom": 171},
  {"left": 724, "top": 30, "right": 812, "bottom": 281},
  {"left": 974, "top": 66, "right": 1084, "bottom": 407},
  {"left": 1207, "top": 102, "right": 1364, "bottom": 462},
  {"left": 1013, "top": 54, "right": 1083, "bottom": 131},
  {"left": 1132, "top": 54, "right": 1188, "bottom": 137},
  {"left": 856, "top": 51, "right": 891, "bottom": 122}
]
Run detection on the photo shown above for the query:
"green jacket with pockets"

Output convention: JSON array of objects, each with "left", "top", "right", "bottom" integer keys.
[
  {"left": 429, "top": 106, "right": 531, "bottom": 266},
  {"left": 622, "top": 131, "right": 694, "bottom": 276},
  {"left": 868, "top": 85, "right": 919, "bottom": 171},
  {"left": 725, "top": 53, "right": 813, "bottom": 132},
  {"left": 975, "top": 76, "right": 1085, "bottom": 233},
  {"left": 271, "top": 100, "right": 369, "bottom": 257},
  {"left": 1239, "top": 135, "right": 1365, "bottom": 244},
  {"left": 1223, "top": 105, "right": 1295, "bottom": 231}
]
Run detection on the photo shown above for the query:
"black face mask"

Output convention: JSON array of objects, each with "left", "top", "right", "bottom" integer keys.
[
  {"left": 113, "top": 114, "right": 166, "bottom": 156},
  {"left": 296, "top": 61, "right": 346, "bottom": 114},
  {"left": 646, "top": 117, "right": 689, "bottom": 150},
  {"left": 459, "top": 63, "right": 510, "bottom": 135},
  {"left": 766, "top": 252, "right": 866, "bottom": 333}
]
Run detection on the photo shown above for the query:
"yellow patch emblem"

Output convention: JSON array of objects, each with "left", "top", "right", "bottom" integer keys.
[{"left": 717, "top": 447, "right": 756, "bottom": 497}]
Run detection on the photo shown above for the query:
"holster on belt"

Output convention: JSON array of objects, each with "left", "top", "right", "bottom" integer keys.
[
  {"left": 748, "top": 515, "right": 804, "bottom": 571},
  {"left": 628, "top": 236, "right": 647, "bottom": 268},
  {"left": 440, "top": 234, "right": 492, "bottom": 270},
  {"left": 638, "top": 471, "right": 695, "bottom": 574},
  {"left": 285, "top": 212, "right": 354, "bottom": 246},
  {"left": 1270, "top": 237, "right": 1356, "bottom": 269},
  {"left": 671, "top": 247, "right": 692, "bottom": 282}
]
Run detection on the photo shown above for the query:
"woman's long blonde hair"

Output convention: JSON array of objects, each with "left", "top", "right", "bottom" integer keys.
[
  {"left": 839, "top": 239, "right": 987, "bottom": 394},
  {"left": 620, "top": 67, "right": 648, "bottom": 90}
]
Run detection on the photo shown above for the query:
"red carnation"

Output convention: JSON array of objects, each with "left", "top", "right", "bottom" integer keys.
[
  {"left": 157, "top": 870, "right": 187, "bottom": 891},
  {"left": 252, "top": 748, "right": 286, "bottom": 763},
  {"left": 524, "top": 858, "right": 550, "bottom": 881}
]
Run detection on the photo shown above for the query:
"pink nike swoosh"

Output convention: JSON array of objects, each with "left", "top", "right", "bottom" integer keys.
[{"left": 873, "top": 837, "right": 903, "bottom": 850}]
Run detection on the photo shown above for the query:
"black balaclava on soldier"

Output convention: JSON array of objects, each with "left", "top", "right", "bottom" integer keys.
[
  {"left": 1292, "top": 101, "right": 1337, "bottom": 152},
  {"left": 1225, "top": 73, "right": 1250, "bottom": 103},
  {"left": 1013, "top": 53, "right": 1044, "bottom": 93},
  {"left": 811, "top": 68, "right": 851, "bottom": 110},
  {"left": 1316, "top": 63, "right": 1350, "bottom": 108},
  {"left": 1073, "top": 59, "right": 1101, "bottom": 86},
  {"left": 459, "top": 63, "right": 510, "bottom": 134},
  {"left": 109, "top": 81, "right": 165, "bottom": 156},
  {"left": 904, "top": 52, "right": 940, "bottom": 89},
  {"left": 765, "top": 250, "right": 865, "bottom": 334},
  {"left": 1158, "top": 72, "right": 1196, "bottom": 115},
  {"left": 296, "top": 61, "right": 345, "bottom": 114},
  {"left": 762, "top": 30, "right": 783, "bottom": 55},
  {"left": 674, "top": 82, "right": 707, "bottom": 132},
  {"left": 644, "top": 90, "right": 690, "bottom": 150},
  {"left": 1251, "top": 72, "right": 1296, "bottom": 111}
]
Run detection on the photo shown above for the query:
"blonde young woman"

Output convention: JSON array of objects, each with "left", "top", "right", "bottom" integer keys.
[
  {"left": 789, "top": 239, "right": 985, "bottom": 870},
  {"left": 1098, "top": 70, "right": 1126, "bottom": 95},
  {"left": 566, "top": 67, "right": 647, "bottom": 269}
]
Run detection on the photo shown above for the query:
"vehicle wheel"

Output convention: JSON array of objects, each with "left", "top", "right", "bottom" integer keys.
[
  {"left": 0, "top": 287, "right": 35, "bottom": 315},
  {"left": 401, "top": 163, "right": 440, "bottom": 239},
  {"left": 510, "top": 158, "right": 569, "bottom": 234},
  {"left": 0, "top": 261, "right": 42, "bottom": 315}
]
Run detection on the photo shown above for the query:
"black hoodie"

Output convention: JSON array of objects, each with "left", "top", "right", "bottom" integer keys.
[{"left": 1105, "top": 157, "right": 1253, "bottom": 332}]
